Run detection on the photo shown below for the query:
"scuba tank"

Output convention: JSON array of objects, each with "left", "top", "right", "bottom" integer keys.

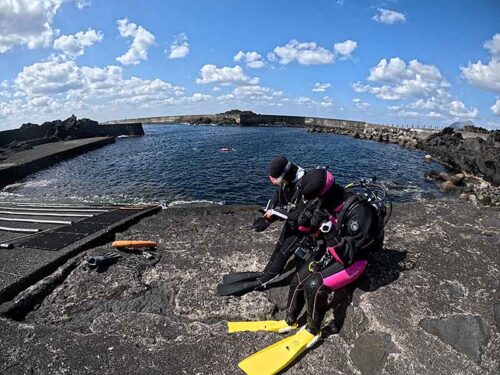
[
  {"left": 343, "top": 177, "right": 392, "bottom": 251},
  {"left": 308, "top": 176, "right": 392, "bottom": 272}
]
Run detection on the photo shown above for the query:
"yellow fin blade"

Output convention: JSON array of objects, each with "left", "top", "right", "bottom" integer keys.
[
  {"left": 238, "top": 329, "right": 319, "bottom": 375},
  {"left": 227, "top": 320, "right": 294, "bottom": 334}
]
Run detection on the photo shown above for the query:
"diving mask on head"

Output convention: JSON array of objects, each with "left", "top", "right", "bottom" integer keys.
[{"left": 269, "top": 161, "right": 292, "bottom": 185}]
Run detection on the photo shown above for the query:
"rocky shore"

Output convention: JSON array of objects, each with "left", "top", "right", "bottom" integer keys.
[
  {"left": 308, "top": 125, "right": 500, "bottom": 206},
  {"left": 0, "top": 201, "right": 498, "bottom": 374}
]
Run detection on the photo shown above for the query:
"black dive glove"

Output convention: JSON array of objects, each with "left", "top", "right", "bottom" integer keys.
[
  {"left": 87, "top": 252, "right": 122, "bottom": 269},
  {"left": 297, "top": 208, "right": 313, "bottom": 227},
  {"left": 297, "top": 198, "right": 321, "bottom": 228},
  {"left": 310, "top": 208, "right": 330, "bottom": 229},
  {"left": 252, "top": 217, "right": 271, "bottom": 232}
]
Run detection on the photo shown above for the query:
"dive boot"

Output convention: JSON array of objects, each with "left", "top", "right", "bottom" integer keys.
[
  {"left": 228, "top": 320, "right": 297, "bottom": 334},
  {"left": 238, "top": 327, "right": 321, "bottom": 375}
]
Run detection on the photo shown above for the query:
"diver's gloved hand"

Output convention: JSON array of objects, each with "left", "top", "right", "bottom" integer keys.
[
  {"left": 310, "top": 209, "right": 330, "bottom": 230},
  {"left": 252, "top": 217, "right": 271, "bottom": 232},
  {"left": 297, "top": 208, "right": 314, "bottom": 228}
]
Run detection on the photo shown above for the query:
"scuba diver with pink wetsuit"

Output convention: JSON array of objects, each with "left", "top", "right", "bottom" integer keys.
[
  {"left": 228, "top": 168, "right": 391, "bottom": 374},
  {"left": 284, "top": 168, "right": 385, "bottom": 335}
]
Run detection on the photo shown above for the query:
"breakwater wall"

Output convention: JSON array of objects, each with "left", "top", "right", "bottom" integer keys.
[
  {"left": 0, "top": 118, "right": 143, "bottom": 148},
  {"left": 105, "top": 114, "right": 241, "bottom": 125},
  {"left": 106, "top": 113, "right": 433, "bottom": 134},
  {"left": 106, "top": 113, "right": 372, "bottom": 129},
  {"left": 105, "top": 113, "right": 435, "bottom": 145}
]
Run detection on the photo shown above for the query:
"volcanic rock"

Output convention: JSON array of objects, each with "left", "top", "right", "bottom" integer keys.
[
  {"left": 419, "top": 315, "right": 490, "bottom": 363},
  {"left": 422, "top": 128, "right": 500, "bottom": 186},
  {"left": 0, "top": 200, "right": 498, "bottom": 374}
]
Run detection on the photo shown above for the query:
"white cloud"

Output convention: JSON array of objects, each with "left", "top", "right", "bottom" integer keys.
[
  {"left": 491, "top": 99, "right": 500, "bottom": 115},
  {"left": 312, "top": 82, "right": 331, "bottom": 92},
  {"left": 397, "top": 110, "right": 420, "bottom": 118},
  {"left": 232, "top": 85, "right": 282, "bottom": 99},
  {"left": 334, "top": 40, "right": 357, "bottom": 58},
  {"left": 270, "top": 40, "right": 335, "bottom": 65},
  {"left": 53, "top": 28, "right": 103, "bottom": 58},
  {"left": 353, "top": 98, "right": 371, "bottom": 110},
  {"left": 75, "top": 0, "right": 91, "bottom": 9},
  {"left": 295, "top": 95, "right": 334, "bottom": 108},
  {"left": 213, "top": 84, "right": 286, "bottom": 106},
  {"left": 186, "top": 93, "right": 211, "bottom": 103},
  {"left": 166, "top": 33, "right": 189, "bottom": 59},
  {"left": 116, "top": 18, "right": 155, "bottom": 65},
  {"left": 0, "top": 54, "right": 208, "bottom": 128},
  {"left": 13, "top": 56, "right": 184, "bottom": 104},
  {"left": 368, "top": 57, "right": 409, "bottom": 82},
  {"left": 461, "top": 60, "right": 500, "bottom": 92},
  {"left": 216, "top": 94, "right": 234, "bottom": 102},
  {"left": 372, "top": 8, "right": 406, "bottom": 25},
  {"left": 449, "top": 100, "right": 478, "bottom": 118},
  {"left": 0, "top": 0, "right": 63, "bottom": 53},
  {"left": 196, "top": 64, "right": 259, "bottom": 85},
  {"left": 461, "top": 34, "right": 500, "bottom": 93},
  {"left": 15, "top": 58, "right": 84, "bottom": 95},
  {"left": 234, "top": 51, "right": 265, "bottom": 69},
  {"left": 355, "top": 57, "right": 448, "bottom": 100},
  {"left": 355, "top": 56, "right": 478, "bottom": 121},
  {"left": 368, "top": 58, "right": 442, "bottom": 83},
  {"left": 353, "top": 82, "right": 403, "bottom": 101},
  {"left": 484, "top": 34, "right": 500, "bottom": 56}
]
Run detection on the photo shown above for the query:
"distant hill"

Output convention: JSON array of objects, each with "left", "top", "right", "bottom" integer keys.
[{"left": 448, "top": 120, "right": 475, "bottom": 130}]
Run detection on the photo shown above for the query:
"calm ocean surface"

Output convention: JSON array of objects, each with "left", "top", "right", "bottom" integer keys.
[{"left": 1, "top": 125, "right": 446, "bottom": 206}]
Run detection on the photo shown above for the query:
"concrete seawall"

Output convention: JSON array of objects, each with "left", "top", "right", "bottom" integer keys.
[
  {"left": 0, "top": 137, "right": 115, "bottom": 189},
  {"left": 105, "top": 113, "right": 434, "bottom": 134},
  {"left": 105, "top": 113, "right": 437, "bottom": 146}
]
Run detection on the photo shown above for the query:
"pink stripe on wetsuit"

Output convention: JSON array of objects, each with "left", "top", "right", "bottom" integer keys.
[{"left": 323, "top": 246, "right": 367, "bottom": 290}]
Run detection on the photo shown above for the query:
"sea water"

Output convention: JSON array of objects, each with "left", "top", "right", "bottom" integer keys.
[{"left": 0, "top": 125, "right": 446, "bottom": 206}]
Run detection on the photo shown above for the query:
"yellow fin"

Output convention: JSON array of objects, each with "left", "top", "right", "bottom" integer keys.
[
  {"left": 238, "top": 328, "right": 320, "bottom": 375},
  {"left": 227, "top": 320, "right": 296, "bottom": 334}
]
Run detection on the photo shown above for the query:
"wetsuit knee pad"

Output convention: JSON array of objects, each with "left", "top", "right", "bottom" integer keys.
[{"left": 304, "top": 273, "right": 323, "bottom": 300}]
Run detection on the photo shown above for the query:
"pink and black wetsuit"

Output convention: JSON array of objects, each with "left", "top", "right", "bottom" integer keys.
[{"left": 286, "top": 169, "right": 380, "bottom": 334}]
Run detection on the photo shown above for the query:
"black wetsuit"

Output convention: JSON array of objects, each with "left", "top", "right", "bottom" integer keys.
[
  {"left": 259, "top": 169, "right": 307, "bottom": 284},
  {"left": 285, "top": 169, "right": 381, "bottom": 334}
]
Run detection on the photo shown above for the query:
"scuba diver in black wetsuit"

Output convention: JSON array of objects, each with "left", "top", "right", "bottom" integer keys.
[
  {"left": 227, "top": 169, "right": 391, "bottom": 374},
  {"left": 218, "top": 156, "right": 308, "bottom": 296},
  {"left": 284, "top": 168, "right": 386, "bottom": 335}
]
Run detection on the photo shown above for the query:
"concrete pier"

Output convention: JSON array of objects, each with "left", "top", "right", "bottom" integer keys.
[
  {"left": 0, "top": 137, "right": 115, "bottom": 189},
  {"left": 0, "top": 202, "right": 161, "bottom": 305}
]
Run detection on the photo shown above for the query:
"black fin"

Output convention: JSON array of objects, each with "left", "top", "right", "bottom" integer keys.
[
  {"left": 217, "top": 280, "right": 261, "bottom": 296},
  {"left": 222, "top": 271, "right": 264, "bottom": 284}
]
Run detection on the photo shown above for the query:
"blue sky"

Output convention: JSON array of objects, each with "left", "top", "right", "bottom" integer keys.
[{"left": 0, "top": 0, "right": 499, "bottom": 130}]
